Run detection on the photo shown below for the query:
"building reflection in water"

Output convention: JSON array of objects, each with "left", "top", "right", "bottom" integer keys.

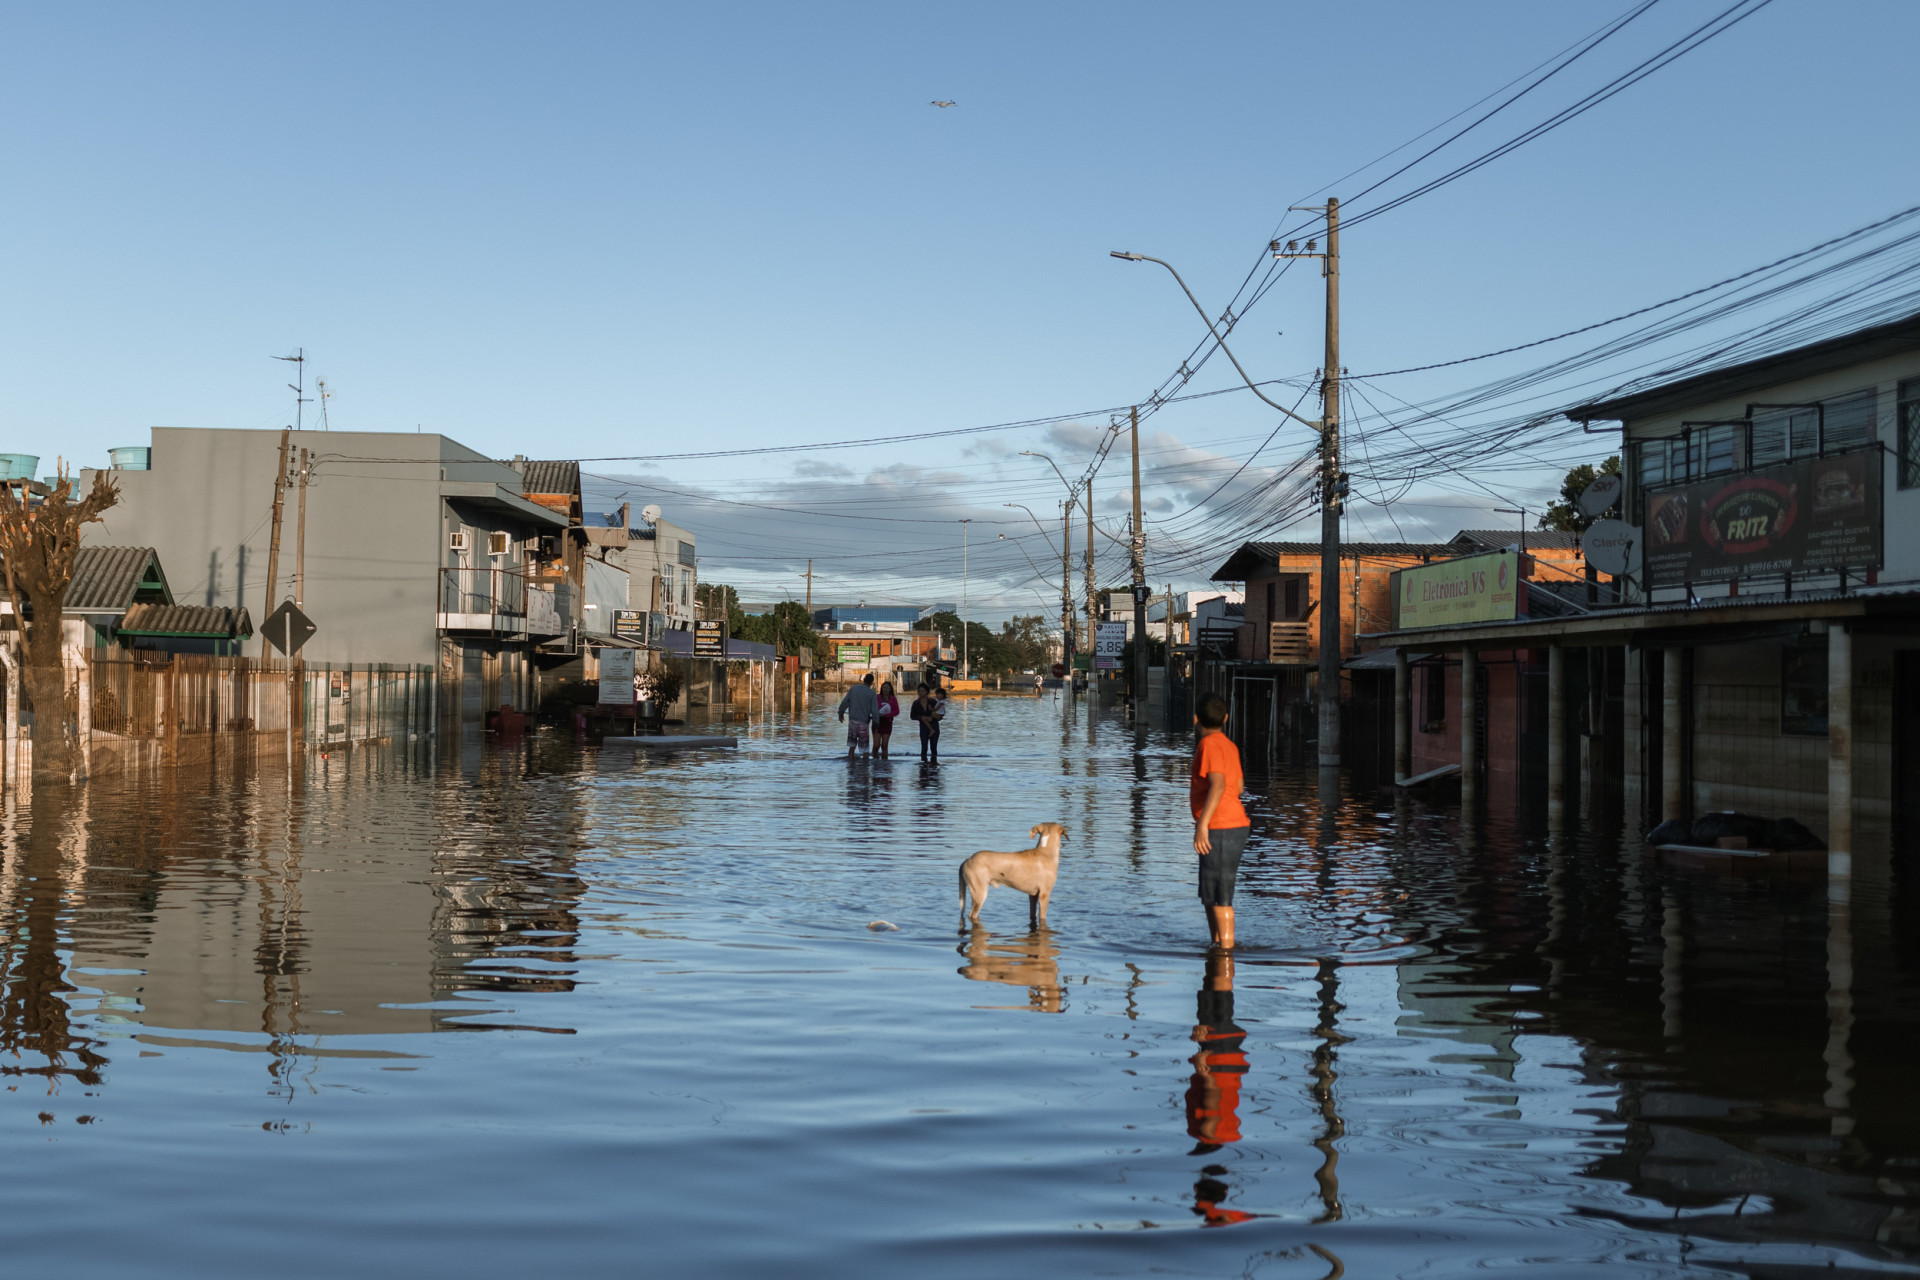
[
  {"left": 0, "top": 742, "right": 588, "bottom": 1101},
  {"left": 956, "top": 927, "right": 1063, "bottom": 1013}
]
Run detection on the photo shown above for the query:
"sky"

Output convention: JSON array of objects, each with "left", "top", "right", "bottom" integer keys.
[{"left": 3, "top": 1, "right": 1916, "bottom": 623}]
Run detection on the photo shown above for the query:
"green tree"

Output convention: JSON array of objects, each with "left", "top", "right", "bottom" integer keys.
[
  {"left": 694, "top": 582, "right": 746, "bottom": 634},
  {"left": 923, "top": 610, "right": 1023, "bottom": 674},
  {"left": 736, "top": 600, "right": 816, "bottom": 657},
  {"left": 1539, "top": 455, "right": 1621, "bottom": 533}
]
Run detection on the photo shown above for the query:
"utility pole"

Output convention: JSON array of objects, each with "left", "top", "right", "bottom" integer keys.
[
  {"left": 1083, "top": 478, "right": 1095, "bottom": 675},
  {"left": 294, "top": 449, "right": 309, "bottom": 608},
  {"left": 1277, "top": 198, "right": 1343, "bottom": 767},
  {"left": 1060, "top": 496, "right": 1074, "bottom": 672},
  {"left": 960, "top": 518, "right": 971, "bottom": 678},
  {"left": 1318, "top": 197, "right": 1342, "bottom": 769},
  {"left": 262, "top": 429, "right": 291, "bottom": 660},
  {"left": 805, "top": 559, "right": 813, "bottom": 615},
  {"left": 1129, "top": 405, "right": 1148, "bottom": 720}
]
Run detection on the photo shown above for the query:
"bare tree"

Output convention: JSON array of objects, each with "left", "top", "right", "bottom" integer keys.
[{"left": 0, "top": 469, "right": 119, "bottom": 777}]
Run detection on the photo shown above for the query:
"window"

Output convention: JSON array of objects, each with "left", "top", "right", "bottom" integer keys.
[
  {"left": 1421, "top": 663, "right": 1446, "bottom": 732},
  {"left": 678, "top": 540, "right": 696, "bottom": 567},
  {"left": 1900, "top": 379, "right": 1920, "bottom": 489},
  {"left": 680, "top": 569, "right": 691, "bottom": 607},
  {"left": 1284, "top": 577, "right": 1302, "bottom": 620},
  {"left": 487, "top": 531, "right": 511, "bottom": 557},
  {"left": 1781, "top": 641, "right": 1829, "bottom": 735},
  {"left": 1749, "top": 405, "right": 1820, "bottom": 468},
  {"left": 1263, "top": 581, "right": 1275, "bottom": 625}
]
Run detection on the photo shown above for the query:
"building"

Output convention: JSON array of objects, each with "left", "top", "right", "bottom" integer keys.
[
  {"left": 1365, "top": 311, "right": 1920, "bottom": 878},
  {"left": 611, "top": 508, "right": 698, "bottom": 633},
  {"left": 81, "top": 426, "right": 571, "bottom": 722}
]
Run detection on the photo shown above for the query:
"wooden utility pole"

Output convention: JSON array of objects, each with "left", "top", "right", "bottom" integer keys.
[
  {"left": 804, "top": 559, "right": 813, "bottom": 615},
  {"left": 1129, "top": 405, "right": 1147, "bottom": 718},
  {"left": 1083, "top": 477, "right": 1095, "bottom": 669},
  {"left": 262, "top": 429, "right": 290, "bottom": 660}
]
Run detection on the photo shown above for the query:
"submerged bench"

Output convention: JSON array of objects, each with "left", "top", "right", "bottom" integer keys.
[{"left": 603, "top": 735, "right": 739, "bottom": 752}]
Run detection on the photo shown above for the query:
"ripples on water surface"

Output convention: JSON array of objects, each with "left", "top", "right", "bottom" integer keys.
[{"left": 3, "top": 694, "right": 1919, "bottom": 1277}]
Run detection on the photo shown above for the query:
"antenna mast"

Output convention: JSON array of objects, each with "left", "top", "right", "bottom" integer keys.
[
  {"left": 316, "top": 376, "right": 332, "bottom": 431},
  {"left": 274, "top": 348, "right": 311, "bottom": 432}
]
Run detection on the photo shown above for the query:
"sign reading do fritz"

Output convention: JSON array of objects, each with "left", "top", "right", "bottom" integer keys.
[{"left": 1645, "top": 448, "right": 1881, "bottom": 587}]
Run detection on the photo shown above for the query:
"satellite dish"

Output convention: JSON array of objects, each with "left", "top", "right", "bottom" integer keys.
[
  {"left": 1577, "top": 473, "right": 1623, "bottom": 519},
  {"left": 640, "top": 504, "right": 662, "bottom": 526},
  {"left": 1583, "top": 518, "right": 1641, "bottom": 578}
]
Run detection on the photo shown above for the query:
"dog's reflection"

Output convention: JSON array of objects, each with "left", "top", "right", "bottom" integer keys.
[{"left": 956, "top": 926, "right": 1065, "bottom": 1013}]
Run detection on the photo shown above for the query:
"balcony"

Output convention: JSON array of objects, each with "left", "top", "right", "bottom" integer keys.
[
  {"left": 440, "top": 567, "right": 541, "bottom": 636},
  {"left": 1267, "top": 620, "right": 1311, "bottom": 663}
]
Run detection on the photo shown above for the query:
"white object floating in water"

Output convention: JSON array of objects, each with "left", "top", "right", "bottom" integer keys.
[{"left": 867, "top": 920, "right": 899, "bottom": 932}]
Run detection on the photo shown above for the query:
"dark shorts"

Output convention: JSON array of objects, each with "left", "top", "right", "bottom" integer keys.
[{"left": 1197, "top": 826, "right": 1250, "bottom": 907}]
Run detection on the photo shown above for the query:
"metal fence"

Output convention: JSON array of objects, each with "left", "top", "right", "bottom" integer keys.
[{"left": 86, "top": 652, "right": 435, "bottom": 756}]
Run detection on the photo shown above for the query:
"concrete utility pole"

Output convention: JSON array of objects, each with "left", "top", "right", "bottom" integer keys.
[
  {"left": 1083, "top": 478, "right": 1095, "bottom": 668},
  {"left": 1112, "top": 206, "right": 1345, "bottom": 762},
  {"left": 1315, "top": 198, "right": 1342, "bottom": 768},
  {"left": 294, "top": 448, "right": 309, "bottom": 608},
  {"left": 1060, "top": 498, "right": 1074, "bottom": 668},
  {"left": 1129, "top": 405, "right": 1148, "bottom": 718},
  {"left": 262, "top": 429, "right": 291, "bottom": 660},
  {"left": 804, "top": 559, "right": 813, "bottom": 615}
]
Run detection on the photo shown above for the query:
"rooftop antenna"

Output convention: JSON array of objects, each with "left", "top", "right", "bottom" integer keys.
[
  {"left": 274, "top": 348, "right": 311, "bottom": 432},
  {"left": 316, "top": 376, "right": 332, "bottom": 431}
]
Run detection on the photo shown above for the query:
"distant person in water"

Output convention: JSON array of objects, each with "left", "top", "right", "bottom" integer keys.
[
  {"left": 837, "top": 672, "right": 877, "bottom": 758},
  {"left": 873, "top": 681, "right": 900, "bottom": 759},
  {"left": 910, "top": 681, "right": 940, "bottom": 762},
  {"left": 1190, "top": 693, "right": 1250, "bottom": 949}
]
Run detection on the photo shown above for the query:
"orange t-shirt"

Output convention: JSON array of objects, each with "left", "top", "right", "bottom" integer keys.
[{"left": 1190, "top": 731, "right": 1249, "bottom": 829}]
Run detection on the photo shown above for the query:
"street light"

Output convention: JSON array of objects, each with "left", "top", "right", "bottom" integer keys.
[
  {"left": 1003, "top": 503, "right": 1056, "bottom": 554},
  {"left": 1018, "top": 454, "right": 1082, "bottom": 671},
  {"left": 1112, "top": 227, "right": 1345, "bottom": 766},
  {"left": 960, "top": 518, "right": 971, "bottom": 679}
]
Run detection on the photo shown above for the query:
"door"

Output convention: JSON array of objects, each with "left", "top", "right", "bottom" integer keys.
[{"left": 460, "top": 645, "right": 484, "bottom": 723}]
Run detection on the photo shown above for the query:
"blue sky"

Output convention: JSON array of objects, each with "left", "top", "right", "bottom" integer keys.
[{"left": 3, "top": 2, "right": 1915, "bottom": 617}]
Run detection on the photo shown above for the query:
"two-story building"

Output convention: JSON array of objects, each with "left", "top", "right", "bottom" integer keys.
[
  {"left": 82, "top": 427, "right": 571, "bottom": 726},
  {"left": 1366, "top": 311, "right": 1920, "bottom": 885}
]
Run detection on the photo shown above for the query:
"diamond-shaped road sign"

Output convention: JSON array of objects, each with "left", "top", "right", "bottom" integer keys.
[{"left": 261, "top": 601, "right": 317, "bottom": 656}]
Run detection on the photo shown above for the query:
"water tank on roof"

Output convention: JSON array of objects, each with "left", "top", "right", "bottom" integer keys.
[
  {"left": 0, "top": 454, "right": 40, "bottom": 481},
  {"left": 109, "top": 446, "right": 151, "bottom": 471}
]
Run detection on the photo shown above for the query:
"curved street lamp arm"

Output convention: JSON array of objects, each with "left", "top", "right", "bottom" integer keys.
[
  {"left": 1111, "top": 252, "right": 1324, "bottom": 435},
  {"left": 1002, "top": 503, "right": 1058, "bottom": 556}
]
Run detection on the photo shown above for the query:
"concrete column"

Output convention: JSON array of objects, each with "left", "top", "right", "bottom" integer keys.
[
  {"left": 1829, "top": 623, "right": 1852, "bottom": 878},
  {"left": 1662, "top": 646, "right": 1685, "bottom": 825},
  {"left": 1547, "top": 644, "right": 1566, "bottom": 829},
  {"left": 1392, "top": 648, "right": 1411, "bottom": 784},
  {"left": 1460, "top": 647, "right": 1479, "bottom": 809}
]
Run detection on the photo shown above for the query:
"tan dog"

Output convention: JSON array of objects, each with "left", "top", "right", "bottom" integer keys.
[{"left": 959, "top": 823, "right": 1068, "bottom": 930}]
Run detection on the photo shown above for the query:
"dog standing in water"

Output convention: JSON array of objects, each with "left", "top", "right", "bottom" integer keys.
[{"left": 959, "top": 823, "right": 1068, "bottom": 930}]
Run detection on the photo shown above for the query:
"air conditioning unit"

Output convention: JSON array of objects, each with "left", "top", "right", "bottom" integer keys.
[
  {"left": 488, "top": 531, "right": 511, "bottom": 557},
  {"left": 448, "top": 531, "right": 469, "bottom": 552}
]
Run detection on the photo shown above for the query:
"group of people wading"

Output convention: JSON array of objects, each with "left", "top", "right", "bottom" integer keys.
[{"left": 836, "top": 672, "right": 948, "bottom": 762}]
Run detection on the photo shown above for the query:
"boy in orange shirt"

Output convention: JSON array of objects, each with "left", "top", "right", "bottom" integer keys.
[{"left": 1190, "top": 693, "right": 1250, "bottom": 949}]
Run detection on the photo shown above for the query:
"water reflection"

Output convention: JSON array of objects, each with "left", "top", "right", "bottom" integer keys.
[
  {"left": 957, "top": 926, "right": 1063, "bottom": 1012},
  {"left": 1185, "top": 950, "right": 1247, "bottom": 1156}
]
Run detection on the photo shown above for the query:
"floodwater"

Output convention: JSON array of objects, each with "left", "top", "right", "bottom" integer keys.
[{"left": 4, "top": 694, "right": 1919, "bottom": 1279}]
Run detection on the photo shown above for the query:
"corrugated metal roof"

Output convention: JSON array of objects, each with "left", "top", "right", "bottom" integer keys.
[
  {"left": 520, "top": 460, "right": 580, "bottom": 497},
  {"left": 67, "top": 546, "right": 169, "bottom": 611},
  {"left": 118, "top": 604, "right": 252, "bottom": 638},
  {"left": 1210, "top": 540, "right": 1454, "bottom": 581},
  {"left": 1452, "top": 529, "right": 1582, "bottom": 550}
]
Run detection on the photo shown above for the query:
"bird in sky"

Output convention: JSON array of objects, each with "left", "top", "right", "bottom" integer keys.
[{"left": 930, "top": 100, "right": 956, "bottom": 108}]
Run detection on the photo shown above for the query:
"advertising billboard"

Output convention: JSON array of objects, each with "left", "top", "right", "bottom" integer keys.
[
  {"left": 694, "top": 619, "right": 728, "bottom": 657},
  {"left": 1391, "top": 551, "right": 1521, "bottom": 629},
  {"left": 613, "top": 609, "right": 647, "bottom": 642},
  {"left": 1644, "top": 448, "right": 1882, "bottom": 587},
  {"left": 834, "top": 643, "right": 871, "bottom": 665}
]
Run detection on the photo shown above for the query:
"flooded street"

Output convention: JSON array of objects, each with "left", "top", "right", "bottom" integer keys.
[{"left": 5, "top": 693, "right": 1918, "bottom": 1278}]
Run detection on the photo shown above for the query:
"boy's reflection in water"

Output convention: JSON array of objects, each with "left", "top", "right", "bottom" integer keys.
[{"left": 1186, "top": 949, "right": 1254, "bottom": 1225}]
